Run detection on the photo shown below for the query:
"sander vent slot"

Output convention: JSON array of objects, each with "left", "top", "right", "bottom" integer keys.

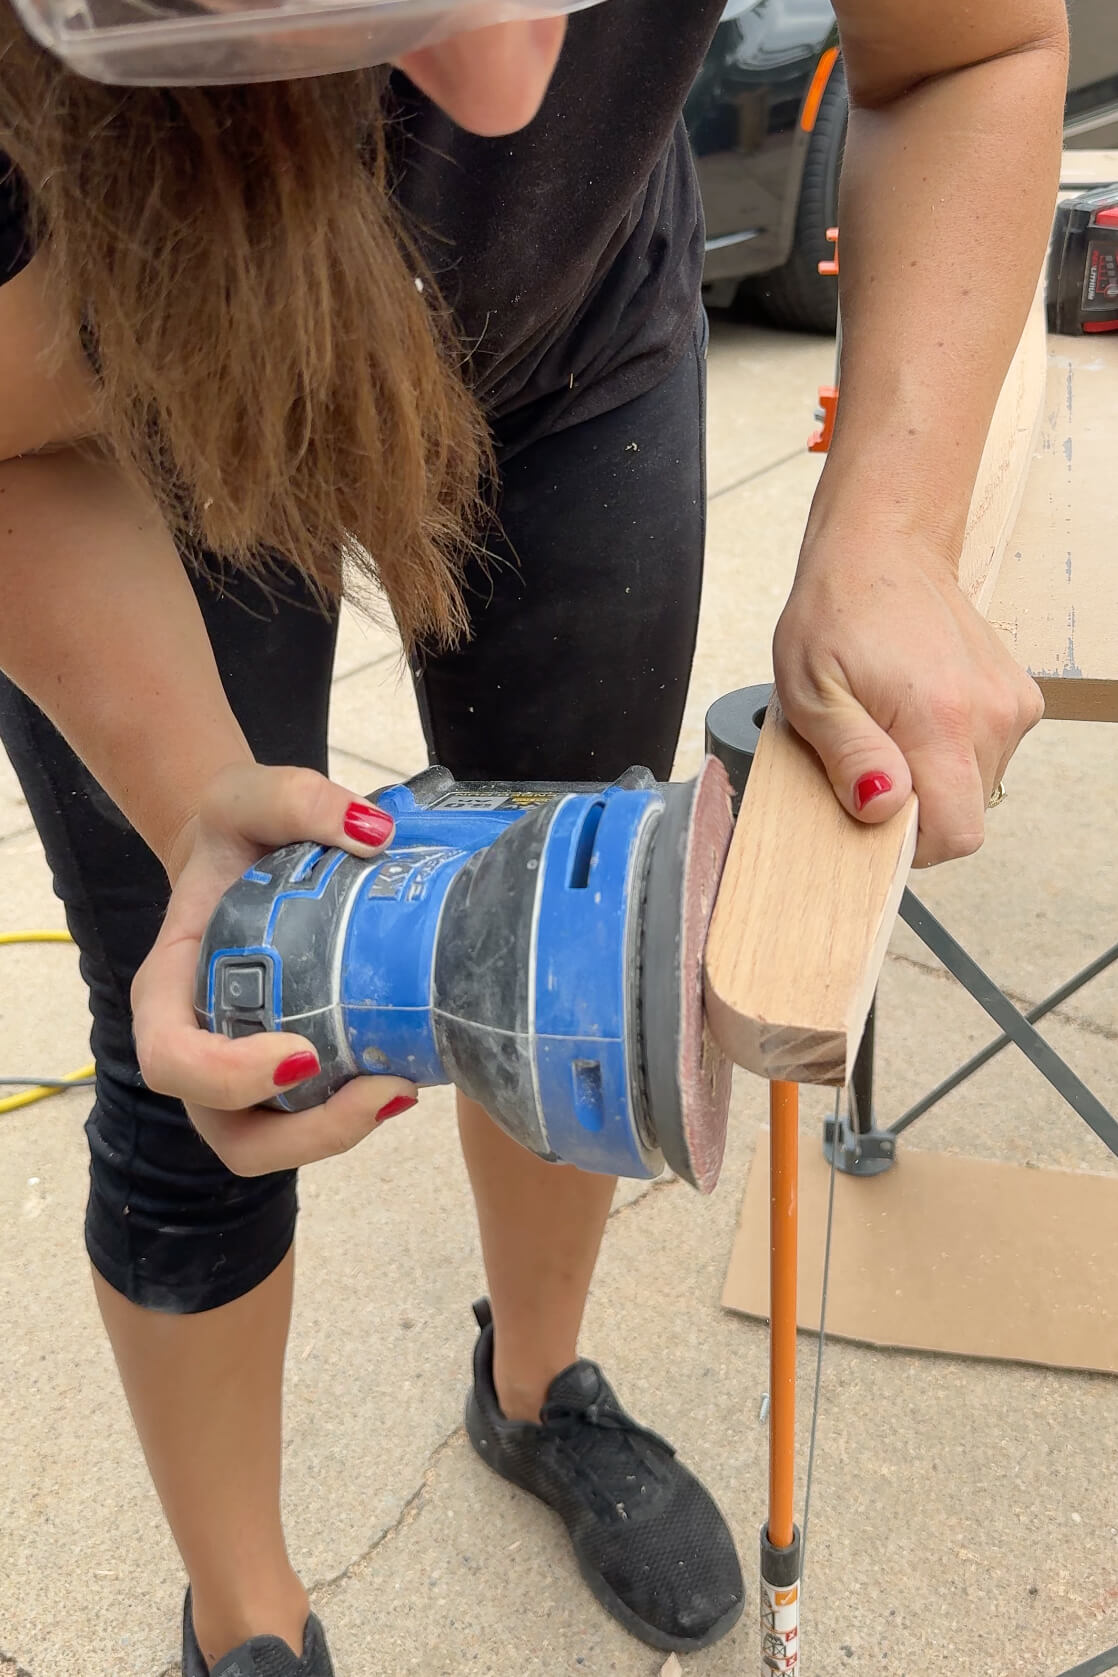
[
  {"left": 567, "top": 800, "right": 606, "bottom": 890},
  {"left": 571, "top": 1059, "right": 605, "bottom": 1132}
]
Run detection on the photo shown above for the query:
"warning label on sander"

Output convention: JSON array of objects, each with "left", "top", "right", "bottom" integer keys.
[{"left": 432, "top": 781, "right": 602, "bottom": 812}]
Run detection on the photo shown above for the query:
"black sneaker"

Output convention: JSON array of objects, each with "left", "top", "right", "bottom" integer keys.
[
  {"left": 465, "top": 1298, "right": 745, "bottom": 1653},
  {"left": 182, "top": 1589, "right": 335, "bottom": 1677}
]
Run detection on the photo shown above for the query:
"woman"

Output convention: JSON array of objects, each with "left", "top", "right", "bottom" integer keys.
[{"left": 0, "top": 2, "right": 1064, "bottom": 1672}]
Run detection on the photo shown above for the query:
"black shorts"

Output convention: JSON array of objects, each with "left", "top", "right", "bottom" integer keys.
[{"left": 0, "top": 317, "right": 708, "bottom": 1313}]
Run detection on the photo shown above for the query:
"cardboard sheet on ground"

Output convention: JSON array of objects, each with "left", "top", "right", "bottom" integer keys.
[{"left": 723, "top": 1132, "right": 1118, "bottom": 1376}]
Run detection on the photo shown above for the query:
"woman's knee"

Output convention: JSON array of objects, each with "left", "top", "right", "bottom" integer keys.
[{"left": 84, "top": 1060, "right": 297, "bottom": 1315}]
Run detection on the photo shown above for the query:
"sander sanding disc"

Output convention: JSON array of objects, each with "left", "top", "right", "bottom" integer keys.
[{"left": 637, "top": 757, "right": 734, "bottom": 1194}]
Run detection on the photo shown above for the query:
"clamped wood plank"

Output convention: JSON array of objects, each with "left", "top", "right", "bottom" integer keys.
[
  {"left": 703, "top": 281, "right": 1047, "bottom": 1087},
  {"left": 988, "top": 331, "right": 1118, "bottom": 722},
  {"left": 1057, "top": 149, "right": 1118, "bottom": 191}
]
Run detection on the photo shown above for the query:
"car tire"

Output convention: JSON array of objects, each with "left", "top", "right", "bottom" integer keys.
[{"left": 745, "top": 65, "right": 846, "bottom": 334}]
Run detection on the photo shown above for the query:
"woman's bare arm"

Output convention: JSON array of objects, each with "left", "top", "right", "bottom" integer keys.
[
  {"left": 814, "top": 0, "right": 1069, "bottom": 558},
  {"left": 0, "top": 263, "right": 412, "bottom": 1150},
  {"left": 773, "top": 0, "right": 1066, "bottom": 864},
  {"left": 0, "top": 259, "right": 251, "bottom": 872}
]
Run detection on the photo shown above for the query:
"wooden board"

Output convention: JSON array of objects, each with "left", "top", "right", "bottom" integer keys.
[
  {"left": 723, "top": 1131, "right": 1118, "bottom": 1377},
  {"left": 958, "top": 281, "right": 1049, "bottom": 612},
  {"left": 702, "top": 697, "right": 917, "bottom": 1085},
  {"left": 989, "top": 333, "right": 1118, "bottom": 722},
  {"left": 703, "top": 283, "right": 1049, "bottom": 1087},
  {"left": 1058, "top": 149, "right": 1118, "bottom": 189}
]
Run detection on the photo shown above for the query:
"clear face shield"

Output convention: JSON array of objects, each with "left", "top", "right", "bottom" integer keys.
[{"left": 9, "top": 0, "right": 605, "bottom": 87}]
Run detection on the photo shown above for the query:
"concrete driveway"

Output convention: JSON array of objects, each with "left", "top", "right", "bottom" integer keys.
[{"left": 1, "top": 314, "right": 1115, "bottom": 1676}]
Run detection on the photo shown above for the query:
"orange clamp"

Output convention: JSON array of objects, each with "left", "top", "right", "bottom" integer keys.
[
  {"left": 808, "top": 226, "right": 840, "bottom": 452},
  {"left": 808, "top": 387, "right": 839, "bottom": 455}
]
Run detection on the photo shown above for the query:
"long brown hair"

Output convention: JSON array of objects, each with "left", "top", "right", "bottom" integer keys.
[{"left": 0, "top": 19, "right": 492, "bottom": 645}]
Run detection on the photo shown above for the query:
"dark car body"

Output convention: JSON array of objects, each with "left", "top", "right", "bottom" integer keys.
[
  {"left": 690, "top": 0, "right": 1118, "bottom": 325},
  {"left": 1064, "top": 0, "right": 1118, "bottom": 146},
  {"left": 686, "top": 0, "right": 836, "bottom": 303}
]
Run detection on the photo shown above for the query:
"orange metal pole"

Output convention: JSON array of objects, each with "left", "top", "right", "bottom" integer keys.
[{"left": 768, "top": 1078, "right": 799, "bottom": 1551}]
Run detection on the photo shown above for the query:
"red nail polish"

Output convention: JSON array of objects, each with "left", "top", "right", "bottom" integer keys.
[
  {"left": 855, "top": 772, "right": 893, "bottom": 812},
  {"left": 376, "top": 1094, "right": 418, "bottom": 1123},
  {"left": 274, "top": 1050, "right": 320, "bottom": 1089},
  {"left": 343, "top": 803, "right": 393, "bottom": 848}
]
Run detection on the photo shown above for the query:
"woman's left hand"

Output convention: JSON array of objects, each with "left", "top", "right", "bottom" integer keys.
[
  {"left": 132, "top": 763, "right": 416, "bottom": 1175},
  {"left": 772, "top": 533, "right": 1044, "bottom": 868}
]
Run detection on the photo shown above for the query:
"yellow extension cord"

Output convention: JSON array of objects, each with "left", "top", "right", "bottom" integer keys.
[{"left": 0, "top": 931, "right": 95, "bottom": 1114}]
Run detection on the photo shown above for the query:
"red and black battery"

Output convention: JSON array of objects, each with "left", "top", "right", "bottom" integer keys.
[{"left": 1047, "top": 183, "right": 1118, "bottom": 334}]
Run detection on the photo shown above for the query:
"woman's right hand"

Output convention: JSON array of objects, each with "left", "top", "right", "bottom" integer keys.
[{"left": 132, "top": 763, "right": 419, "bottom": 1176}]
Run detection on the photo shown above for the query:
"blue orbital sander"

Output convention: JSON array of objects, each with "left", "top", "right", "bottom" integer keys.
[{"left": 195, "top": 758, "right": 734, "bottom": 1192}]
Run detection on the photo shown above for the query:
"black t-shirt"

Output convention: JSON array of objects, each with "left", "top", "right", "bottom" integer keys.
[{"left": 0, "top": 0, "right": 724, "bottom": 441}]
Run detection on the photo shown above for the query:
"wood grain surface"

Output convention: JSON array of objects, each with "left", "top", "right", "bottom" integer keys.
[{"left": 988, "top": 333, "right": 1118, "bottom": 721}]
